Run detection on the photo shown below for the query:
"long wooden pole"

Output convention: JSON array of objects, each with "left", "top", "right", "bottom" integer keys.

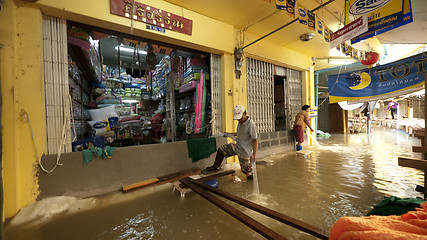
[
  {"left": 181, "top": 177, "right": 329, "bottom": 239},
  {"left": 180, "top": 178, "right": 287, "bottom": 240}
]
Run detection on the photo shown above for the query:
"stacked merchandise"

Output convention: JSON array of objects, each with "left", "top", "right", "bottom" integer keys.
[
  {"left": 67, "top": 27, "right": 102, "bottom": 145},
  {"left": 174, "top": 55, "right": 211, "bottom": 139},
  {"left": 68, "top": 56, "right": 89, "bottom": 140},
  {"left": 86, "top": 105, "right": 119, "bottom": 145},
  {"left": 123, "top": 83, "right": 142, "bottom": 101},
  {"left": 185, "top": 56, "right": 209, "bottom": 134},
  {"left": 67, "top": 27, "right": 102, "bottom": 83},
  {"left": 88, "top": 66, "right": 147, "bottom": 145},
  {"left": 180, "top": 56, "right": 209, "bottom": 93},
  {"left": 152, "top": 55, "right": 171, "bottom": 100}
]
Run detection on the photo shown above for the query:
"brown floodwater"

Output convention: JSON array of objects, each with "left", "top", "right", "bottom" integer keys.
[{"left": 5, "top": 126, "right": 424, "bottom": 240}]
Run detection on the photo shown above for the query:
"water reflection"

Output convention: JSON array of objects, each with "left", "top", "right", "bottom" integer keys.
[{"left": 5, "top": 127, "right": 424, "bottom": 240}]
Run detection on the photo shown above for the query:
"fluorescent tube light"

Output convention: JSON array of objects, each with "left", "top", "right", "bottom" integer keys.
[
  {"left": 122, "top": 99, "right": 140, "bottom": 104},
  {"left": 328, "top": 59, "right": 356, "bottom": 65}
]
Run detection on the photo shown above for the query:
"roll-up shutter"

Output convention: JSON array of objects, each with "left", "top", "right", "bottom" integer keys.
[
  {"left": 246, "top": 58, "right": 274, "bottom": 133},
  {"left": 210, "top": 54, "right": 222, "bottom": 135},
  {"left": 43, "top": 15, "right": 72, "bottom": 154}
]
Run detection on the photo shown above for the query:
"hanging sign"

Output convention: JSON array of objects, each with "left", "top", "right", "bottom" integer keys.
[
  {"left": 324, "top": 26, "right": 330, "bottom": 42},
  {"left": 275, "top": 0, "right": 287, "bottom": 10},
  {"left": 298, "top": 4, "right": 308, "bottom": 25},
  {"left": 307, "top": 11, "right": 315, "bottom": 31},
  {"left": 286, "top": 0, "right": 296, "bottom": 18},
  {"left": 110, "top": 0, "right": 193, "bottom": 36},
  {"left": 317, "top": 19, "right": 324, "bottom": 35},
  {"left": 308, "top": 106, "right": 318, "bottom": 118},
  {"left": 330, "top": 15, "right": 368, "bottom": 49},
  {"left": 345, "top": 0, "right": 413, "bottom": 44},
  {"left": 327, "top": 52, "right": 427, "bottom": 104}
]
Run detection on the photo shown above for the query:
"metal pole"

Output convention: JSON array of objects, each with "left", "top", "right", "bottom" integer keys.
[
  {"left": 315, "top": 72, "right": 318, "bottom": 135},
  {"left": 0, "top": 43, "right": 4, "bottom": 240},
  {"left": 243, "top": 0, "right": 335, "bottom": 49}
]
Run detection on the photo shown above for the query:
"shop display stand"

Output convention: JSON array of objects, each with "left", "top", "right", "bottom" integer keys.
[
  {"left": 68, "top": 46, "right": 94, "bottom": 139},
  {"left": 166, "top": 73, "right": 177, "bottom": 141}
]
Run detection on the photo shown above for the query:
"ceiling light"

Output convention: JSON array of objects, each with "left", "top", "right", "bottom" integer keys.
[
  {"left": 122, "top": 99, "right": 140, "bottom": 103},
  {"left": 300, "top": 33, "right": 315, "bottom": 42},
  {"left": 328, "top": 59, "right": 356, "bottom": 65},
  {"left": 115, "top": 46, "right": 147, "bottom": 54}
]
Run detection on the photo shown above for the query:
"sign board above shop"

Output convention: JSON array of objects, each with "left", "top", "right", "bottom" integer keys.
[
  {"left": 345, "top": 0, "right": 413, "bottom": 44},
  {"left": 110, "top": 0, "right": 193, "bottom": 36},
  {"left": 330, "top": 15, "right": 368, "bottom": 49}
]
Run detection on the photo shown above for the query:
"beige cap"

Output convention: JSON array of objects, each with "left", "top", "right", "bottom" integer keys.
[{"left": 233, "top": 105, "right": 245, "bottom": 120}]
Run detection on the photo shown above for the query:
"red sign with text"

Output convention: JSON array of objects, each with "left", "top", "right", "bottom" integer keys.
[{"left": 110, "top": 0, "right": 193, "bottom": 35}]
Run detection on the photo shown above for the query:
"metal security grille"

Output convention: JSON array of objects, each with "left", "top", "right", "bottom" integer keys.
[
  {"left": 43, "top": 15, "right": 72, "bottom": 154},
  {"left": 246, "top": 58, "right": 274, "bottom": 133},
  {"left": 210, "top": 54, "right": 222, "bottom": 135},
  {"left": 318, "top": 97, "right": 330, "bottom": 132},
  {"left": 287, "top": 68, "right": 303, "bottom": 128}
]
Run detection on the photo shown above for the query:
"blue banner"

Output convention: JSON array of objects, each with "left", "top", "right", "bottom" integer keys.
[
  {"left": 345, "top": 0, "right": 413, "bottom": 44},
  {"left": 328, "top": 52, "right": 427, "bottom": 103}
]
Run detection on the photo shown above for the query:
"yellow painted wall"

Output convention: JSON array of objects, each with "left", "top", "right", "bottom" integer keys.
[
  {"left": 243, "top": 31, "right": 312, "bottom": 71},
  {"left": 0, "top": 0, "right": 45, "bottom": 218},
  {"left": 0, "top": 0, "right": 315, "bottom": 218},
  {"left": 35, "top": 0, "right": 235, "bottom": 55}
]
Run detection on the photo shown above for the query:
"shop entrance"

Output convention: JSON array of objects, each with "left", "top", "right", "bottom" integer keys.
[{"left": 43, "top": 16, "right": 221, "bottom": 153}]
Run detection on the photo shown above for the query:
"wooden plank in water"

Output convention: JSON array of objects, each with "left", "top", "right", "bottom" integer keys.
[
  {"left": 180, "top": 178, "right": 287, "bottom": 240},
  {"left": 398, "top": 157, "right": 427, "bottom": 171},
  {"left": 123, "top": 168, "right": 201, "bottom": 192},
  {"left": 195, "top": 170, "right": 235, "bottom": 183},
  {"left": 122, "top": 178, "right": 159, "bottom": 192},
  {"left": 398, "top": 157, "right": 427, "bottom": 199},
  {"left": 412, "top": 146, "right": 427, "bottom": 154},
  {"left": 414, "top": 132, "right": 424, "bottom": 139},
  {"left": 181, "top": 177, "right": 329, "bottom": 240}
]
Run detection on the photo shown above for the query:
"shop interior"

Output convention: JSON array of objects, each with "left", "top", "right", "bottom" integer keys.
[{"left": 67, "top": 24, "right": 212, "bottom": 151}]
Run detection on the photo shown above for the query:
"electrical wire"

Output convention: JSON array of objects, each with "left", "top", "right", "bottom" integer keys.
[
  {"left": 318, "top": 62, "right": 346, "bottom": 108},
  {"left": 22, "top": 93, "right": 74, "bottom": 174},
  {"left": 22, "top": 111, "right": 62, "bottom": 173}
]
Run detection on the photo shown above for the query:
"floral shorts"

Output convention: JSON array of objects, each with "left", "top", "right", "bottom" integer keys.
[{"left": 219, "top": 143, "right": 252, "bottom": 175}]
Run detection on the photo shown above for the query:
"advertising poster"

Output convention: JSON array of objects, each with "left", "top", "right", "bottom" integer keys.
[
  {"left": 345, "top": 0, "right": 413, "bottom": 44},
  {"left": 298, "top": 4, "right": 308, "bottom": 25},
  {"left": 328, "top": 52, "right": 426, "bottom": 103}
]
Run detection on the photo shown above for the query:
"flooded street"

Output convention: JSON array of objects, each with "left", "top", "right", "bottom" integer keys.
[{"left": 5, "top": 126, "right": 425, "bottom": 240}]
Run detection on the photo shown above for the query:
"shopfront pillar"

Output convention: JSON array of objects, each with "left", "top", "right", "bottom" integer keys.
[{"left": 0, "top": 0, "right": 45, "bottom": 218}]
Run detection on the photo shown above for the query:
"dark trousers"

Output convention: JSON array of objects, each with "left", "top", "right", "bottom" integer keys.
[{"left": 390, "top": 108, "right": 397, "bottom": 119}]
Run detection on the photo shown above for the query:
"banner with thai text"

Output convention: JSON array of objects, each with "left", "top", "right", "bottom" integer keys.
[
  {"left": 345, "top": 0, "right": 413, "bottom": 44},
  {"left": 328, "top": 52, "right": 426, "bottom": 103},
  {"left": 110, "top": 0, "right": 193, "bottom": 35},
  {"left": 330, "top": 15, "right": 368, "bottom": 49}
]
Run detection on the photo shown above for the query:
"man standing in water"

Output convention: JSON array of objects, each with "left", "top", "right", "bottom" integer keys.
[
  {"left": 294, "top": 105, "right": 314, "bottom": 151},
  {"left": 203, "top": 105, "right": 258, "bottom": 180},
  {"left": 387, "top": 99, "right": 398, "bottom": 119}
]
